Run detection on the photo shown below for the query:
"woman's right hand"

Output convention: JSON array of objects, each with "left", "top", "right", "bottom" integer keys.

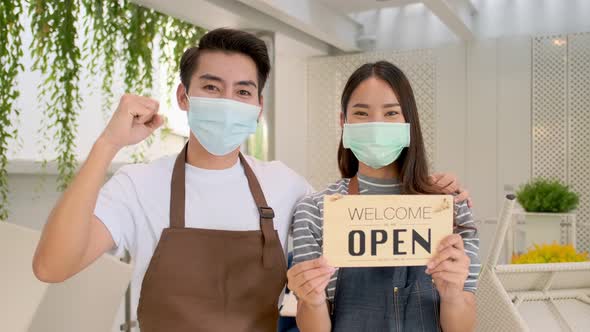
[{"left": 287, "top": 257, "right": 336, "bottom": 307}]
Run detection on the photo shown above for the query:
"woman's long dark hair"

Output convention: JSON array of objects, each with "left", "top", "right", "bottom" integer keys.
[{"left": 338, "top": 61, "right": 438, "bottom": 195}]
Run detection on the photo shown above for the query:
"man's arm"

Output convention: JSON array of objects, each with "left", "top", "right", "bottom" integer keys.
[
  {"left": 33, "top": 94, "right": 162, "bottom": 282},
  {"left": 33, "top": 140, "right": 118, "bottom": 282}
]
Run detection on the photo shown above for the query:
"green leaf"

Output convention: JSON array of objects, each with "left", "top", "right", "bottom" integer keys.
[{"left": 516, "top": 178, "right": 580, "bottom": 213}]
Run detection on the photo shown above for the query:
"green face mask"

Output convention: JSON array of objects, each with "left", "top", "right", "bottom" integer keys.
[{"left": 342, "top": 122, "right": 411, "bottom": 169}]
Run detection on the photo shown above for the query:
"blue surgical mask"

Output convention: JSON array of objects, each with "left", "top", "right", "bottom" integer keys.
[
  {"left": 186, "top": 96, "right": 260, "bottom": 156},
  {"left": 343, "top": 122, "right": 411, "bottom": 169}
]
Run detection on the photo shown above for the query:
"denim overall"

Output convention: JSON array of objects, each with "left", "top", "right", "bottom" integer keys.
[
  {"left": 331, "top": 177, "right": 442, "bottom": 332},
  {"left": 331, "top": 266, "right": 441, "bottom": 332}
]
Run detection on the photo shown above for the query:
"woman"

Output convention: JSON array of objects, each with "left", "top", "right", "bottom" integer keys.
[{"left": 287, "top": 61, "right": 479, "bottom": 332}]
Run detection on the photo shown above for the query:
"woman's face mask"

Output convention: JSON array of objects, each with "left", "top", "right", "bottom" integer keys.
[
  {"left": 342, "top": 77, "right": 410, "bottom": 169},
  {"left": 343, "top": 122, "right": 410, "bottom": 169}
]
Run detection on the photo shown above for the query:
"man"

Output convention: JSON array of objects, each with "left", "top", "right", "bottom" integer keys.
[{"left": 33, "top": 28, "right": 468, "bottom": 331}]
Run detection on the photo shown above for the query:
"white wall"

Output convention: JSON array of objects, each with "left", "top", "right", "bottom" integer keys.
[
  {"left": 352, "top": 0, "right": 590, "bottom": 51},
  {"left": 434, "top": 44, "right": 468, "bottom": 182},
  {"left": 434, "top": 36, "right": 532, "bottom": 222},
  {"left": 360, "top": 37, "right": 532, "bottom": 261},
  {"left": 273, "top": 32, "right": 330, "bottom": 179}
]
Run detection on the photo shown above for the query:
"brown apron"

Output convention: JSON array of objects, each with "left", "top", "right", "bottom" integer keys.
[{"left": 137, "top": 144, "right": 287, "bottom": 331}]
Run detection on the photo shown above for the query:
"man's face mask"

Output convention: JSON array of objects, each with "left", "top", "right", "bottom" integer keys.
[{"left": 186, "top": 95, "right": 260, "bottom": 156}]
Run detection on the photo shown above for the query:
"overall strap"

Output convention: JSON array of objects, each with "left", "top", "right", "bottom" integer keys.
[{"left": 348, "top": 176, "right": 360, "bottom": 195}]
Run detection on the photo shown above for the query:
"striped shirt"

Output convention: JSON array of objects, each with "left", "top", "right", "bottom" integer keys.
[{"left": 291, "top": 175, "right": 481, "bottom": 302}]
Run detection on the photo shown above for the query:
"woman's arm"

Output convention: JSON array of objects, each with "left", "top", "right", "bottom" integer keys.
[
  {"left": 289, "top": 258, "right": 333, "bottom": 332},
  {"left": 438, "top": 201, "right": 480, "bottom": 330},
  {"left": 440, "top": 291, "right": 476, "bottom": 331},
  {"left": 288, "top": 197, "right": 334, "bottom": 332},
  {"left": 297, "top": 300, "right": 331, "bottom": 332},
  {"left": 426, "top": 234, "right": 476, "bottom": 331}
]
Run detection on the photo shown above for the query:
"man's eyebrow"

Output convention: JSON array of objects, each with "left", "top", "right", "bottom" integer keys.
[
  {"left": 199, "top": 74, "right": 224, "bottom": 83},
  {"left": 236, "top": 80, "right": 257, "bottom": 88}
]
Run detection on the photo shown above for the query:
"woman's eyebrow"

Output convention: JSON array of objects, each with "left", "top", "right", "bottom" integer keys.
[
  {"left": 352, "top": 103, "right": 369, "bottom": 108},
  {"left": 383, "top": 103, "right": 401, "bottom": 108}
]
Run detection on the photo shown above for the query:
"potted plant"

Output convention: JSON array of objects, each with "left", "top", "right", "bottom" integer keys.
[
  {"left": 512, "top": 178, "right": 579, "bottom": 254},
  {"left": 516, "top": 178, "right": 579, "bottom": 213}
]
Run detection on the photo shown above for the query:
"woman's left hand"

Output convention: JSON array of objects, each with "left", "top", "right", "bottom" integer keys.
[{"left": 425, "top": 234, "right": 470, "bottom": 302}]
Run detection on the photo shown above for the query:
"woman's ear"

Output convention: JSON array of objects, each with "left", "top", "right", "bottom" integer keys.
[
  {"left": 340, "top": 112, "right": 345, "bottom": 129},
  {"left": 177, "top": 84, "right": 189, "bottom": 111}
]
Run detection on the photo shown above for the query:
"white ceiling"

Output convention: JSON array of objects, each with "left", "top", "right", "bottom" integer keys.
[
  {"left": 314, "top": 0, "right": 476, "bottom": 41},
  {"left": 316, "top": 0, "right": 421, "bottom": 14},
  {"left": 134, "top": 0, "right": 590, "bottom": 53},
  {"left": 134, "top": 0, "right": 477, "bottom": 51}
]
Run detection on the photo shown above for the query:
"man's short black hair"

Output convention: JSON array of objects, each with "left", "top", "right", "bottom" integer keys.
[{"left": 180, "top": 28, "right": 270, "bottom": 97}]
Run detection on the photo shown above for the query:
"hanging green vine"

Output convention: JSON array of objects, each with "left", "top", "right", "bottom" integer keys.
[
  {"left": 0, "top": 1, "right": 25, "bottom": 220},
  {"left": 122, "top": 4, "right": 206, "bottom": 162},
  {"left": 155, "top": 14, "right": 206, "bottom": 142},
  {"left": 124, "top": 4, "right": 158, "bottom": 94},
  {"left": 159, "top": 15, "right": 207, "bottom": 106},
  {"left": 2, "top": 0, "right": 206, "bottom": 219},
  {"left": 124, "top": 4, "right": 160, "bottom": 162},
  {"left": 82, "top": 0, "right": 126, "bottom": 118},
  {"left": 82, "top": 1, "right": 158, "bottom": 162},
  {"left": 30, "top": 0, "right": 83, "bottom": 191}
]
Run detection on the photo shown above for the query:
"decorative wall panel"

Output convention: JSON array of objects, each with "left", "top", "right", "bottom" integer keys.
[
  {"left": 568, "top": 33, "right": 590, "bottom": 251},
  {"left": 532, "top": 35, "right": 568, "bottom": 182},
  {"left": 533, "top": 33, "right": 590, "bottom": 251}
]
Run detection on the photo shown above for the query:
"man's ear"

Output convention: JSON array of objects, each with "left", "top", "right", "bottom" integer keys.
[
  {"left": 177, "top": 84, "right": 189, "bottom": 111},
  {"left": 257, "top": 95, "right": 264, "bottom": 121}
]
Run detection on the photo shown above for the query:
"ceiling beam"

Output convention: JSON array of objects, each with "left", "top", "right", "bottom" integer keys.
[
  {"left": 423, "top": 0, "right": 475, "bottom": 41},
  {"left": 131, "top": 0, "right": 332, "bottom": 54},
  {"left": 235, "top": 0, "right": 361, "bottom": 52},
  {"left": 345, "top": 0, "right": 422, "bottom": 13},
  {"left": 461, "top": 0, "right": 478, "bottom": 15}
]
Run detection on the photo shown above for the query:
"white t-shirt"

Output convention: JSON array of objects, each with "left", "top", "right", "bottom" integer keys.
[{"left": 94, "top": 154, "right": 313, "bottom": 317}]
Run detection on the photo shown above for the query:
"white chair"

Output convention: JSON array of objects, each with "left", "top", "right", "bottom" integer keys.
[
  {"left": 476, "top": 195, "right": 590, "bottom": 332},
  {"left": 0, "top": 222, "right": 133, "bottom": 332},
  {"left": 0, "top": 222, "right": 49, "bottom": 332}
]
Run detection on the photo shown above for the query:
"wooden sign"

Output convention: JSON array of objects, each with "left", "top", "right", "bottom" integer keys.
[{"left": 323, "top": 195, "right": 454, "bottom": 267}]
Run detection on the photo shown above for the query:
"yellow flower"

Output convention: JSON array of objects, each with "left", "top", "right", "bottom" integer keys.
[{"left": 511, "top": 243, "right": 589, "bottom": 264}]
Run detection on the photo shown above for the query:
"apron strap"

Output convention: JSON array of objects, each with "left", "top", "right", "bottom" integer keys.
[
  {"left": 348, "top": 176, "right": 360, "bottom": 195},
  {"left": 238, "top": 153, "right": 279, "bottom": 269},
  {"left": 170, "top": 144, "right": 189, "bottom": 229}
]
